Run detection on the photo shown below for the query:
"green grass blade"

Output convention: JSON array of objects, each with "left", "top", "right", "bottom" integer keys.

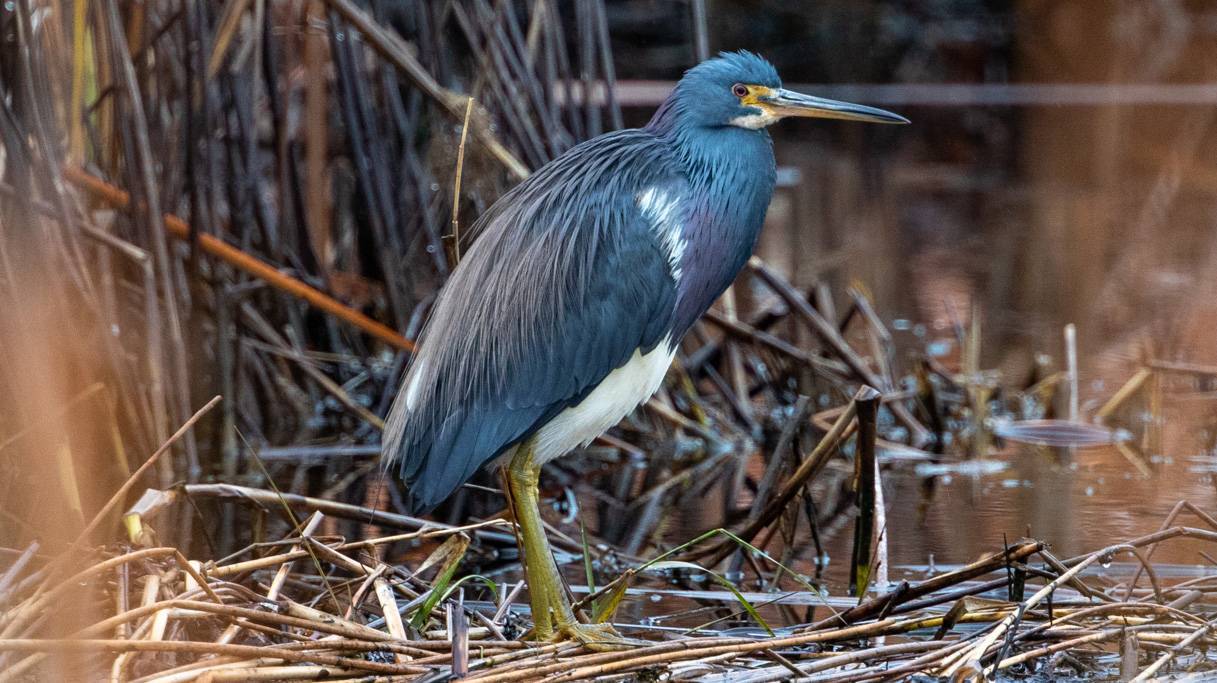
[{"left": 643, "top": 560, "right": 774, "bottom": 636}]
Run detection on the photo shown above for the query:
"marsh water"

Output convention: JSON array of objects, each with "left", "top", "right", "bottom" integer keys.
[
  {"left": 732, "top": 130, "right": 1217, "bottom": 596},
  {"left": 773, "top": 260, "right": 1217, "bottom": 589}
]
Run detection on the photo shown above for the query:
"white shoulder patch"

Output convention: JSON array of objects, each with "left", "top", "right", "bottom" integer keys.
[{"left": 636, "top": 187, "right": 686, "bottom": 282}]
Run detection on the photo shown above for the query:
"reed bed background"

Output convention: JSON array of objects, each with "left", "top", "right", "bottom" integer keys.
[
  {"left": 3, "top": 0, "right": 1217, "bottom": 680},
  {"left": 0, "top": 0, "right": 623, "bottom": 546}
]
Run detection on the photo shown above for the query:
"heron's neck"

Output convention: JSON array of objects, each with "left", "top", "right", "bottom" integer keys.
[{"left": 648, "top": 116, "right": 777, "bottom": 337}]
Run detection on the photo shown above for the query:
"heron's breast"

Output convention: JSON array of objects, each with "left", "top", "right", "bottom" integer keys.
[{"left": 532, "top": 340, "right": 676, "bottom": 463}]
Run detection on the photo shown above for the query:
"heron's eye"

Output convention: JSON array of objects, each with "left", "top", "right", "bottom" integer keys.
[{"left": 731, "top": 83, "right": 748, "bottom": 98}]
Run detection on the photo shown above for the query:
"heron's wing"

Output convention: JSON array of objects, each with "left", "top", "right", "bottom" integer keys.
[{"left": 382, "top": 131, "right": 683, "bottom": 513}]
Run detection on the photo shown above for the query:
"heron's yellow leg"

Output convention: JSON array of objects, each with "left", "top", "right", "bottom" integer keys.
[
  {"left": 505, "top": 443, "right": 560, "bottom": 639},
  {"left": 505, "top": 442, "right": 629, "bottom": 650}
]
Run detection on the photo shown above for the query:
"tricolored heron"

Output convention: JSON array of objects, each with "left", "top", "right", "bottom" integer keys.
[{"left": 383, "top": 51, "right": 906, "bottom": 646}]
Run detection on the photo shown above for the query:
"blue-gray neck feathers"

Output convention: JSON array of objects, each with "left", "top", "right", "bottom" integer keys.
[{"left": 646, "top": 52, "right": 779, "bottom": 336}]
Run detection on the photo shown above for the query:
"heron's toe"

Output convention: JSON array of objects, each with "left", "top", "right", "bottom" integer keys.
[{"left": 554, "top": 621, "right": 638, "bottom": 651}]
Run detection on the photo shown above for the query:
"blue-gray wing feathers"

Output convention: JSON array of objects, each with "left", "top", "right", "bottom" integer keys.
[{"left": 382, "top": 130, "right": 684, "bottom": 513}]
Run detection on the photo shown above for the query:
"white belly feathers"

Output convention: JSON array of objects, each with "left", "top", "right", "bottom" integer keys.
[{"left": 532, "top": 340, "right": 675, "bottom": 463}]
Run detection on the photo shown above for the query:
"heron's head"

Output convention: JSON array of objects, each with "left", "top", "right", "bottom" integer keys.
[{"left": 663, "top": 51, "right": 908, "bottom": 131}]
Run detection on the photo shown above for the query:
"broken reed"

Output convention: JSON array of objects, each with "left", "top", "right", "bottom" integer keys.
[{"left": 849, "top": 386, "right": 880, "bottom": 598}]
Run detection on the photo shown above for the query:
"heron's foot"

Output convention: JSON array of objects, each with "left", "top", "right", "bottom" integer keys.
[{"left": 553, "top": 620, "right": 636, "bottom": 651}]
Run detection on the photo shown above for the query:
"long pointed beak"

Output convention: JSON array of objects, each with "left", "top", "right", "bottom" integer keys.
[{"left": 761, "top": 88, "right": 909, "bottom": 124}]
